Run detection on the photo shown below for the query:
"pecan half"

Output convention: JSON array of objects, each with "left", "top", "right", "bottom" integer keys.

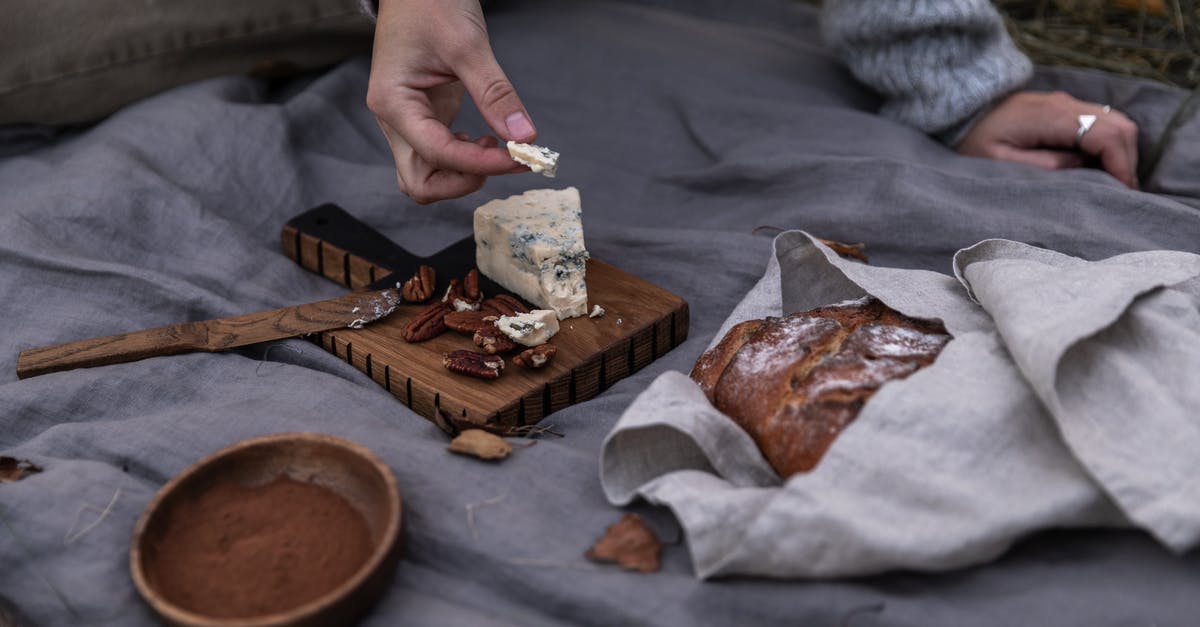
[
  {"left": 513, "top": 344, "right": 557, "bottom": 368},
  {"left": 443, "top": 349, "right": 504, "bottom": 379},
  {"left": 444, "top": 271, "right": 483, "bottom": 311},
  {"left": 402, "top": 302, "right": 451, "bottom": 342},
  {"left": 482, "top": 294, "right": 530, "bottom": 316},
  {"left": 494, "top": 294, "right": 530, "bottom": 313},
  {"left": 473, "top": 325, "right": 517, "bottom": 354},
  {"left": 401, "top": 265, "right": 436, "bottom": 303},
  {"left": 445, "top": 310, "right": 496, "bottom": 334},
  {"left": 463, "top": 268, "right": 482, "bottom": 301}
]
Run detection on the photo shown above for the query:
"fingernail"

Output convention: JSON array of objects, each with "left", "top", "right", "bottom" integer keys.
[{"left": 505, "top": 112, "right": 534, "bottom": 140}]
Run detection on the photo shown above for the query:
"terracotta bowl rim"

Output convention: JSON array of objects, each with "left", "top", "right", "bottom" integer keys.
[{"left": 129, "top": 431, "right": 403, "bottom": 627}]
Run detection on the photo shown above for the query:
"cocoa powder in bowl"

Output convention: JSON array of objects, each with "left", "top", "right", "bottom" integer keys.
[
  {"left": 132, "top": 433, "right": 403, "bottom": 627},
  {"left": 149, "top": 474, "right": 374, "bottom": 618}
]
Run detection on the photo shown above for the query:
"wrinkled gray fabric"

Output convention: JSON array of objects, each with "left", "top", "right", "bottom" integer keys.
[
  {"left": 3, "top": 1, "right": 1200, "bottom": 626},
  {"left": 954, "top": 240, "right": 1200, "bottom": 550},
  {"left": 601, "top": 232, "right": 1200, "bottom": 578}
]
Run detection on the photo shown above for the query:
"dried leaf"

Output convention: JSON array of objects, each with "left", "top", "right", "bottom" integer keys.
[
  {"left": 447, "top": 429, "right": 512, "bottom": 461},
  {"left": 585, "top": 513, "right": 661, "bottom": 573},
  {"left": 817, "top": 238, "right": 869, "bottom": 263},
  {"left": 0, "top": 456, "right": 42, "bottom": 483}
]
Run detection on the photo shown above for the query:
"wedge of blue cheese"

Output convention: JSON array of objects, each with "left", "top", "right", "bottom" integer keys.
[{"left": 474, "top": 187, "right": 589, "bottom": 319}]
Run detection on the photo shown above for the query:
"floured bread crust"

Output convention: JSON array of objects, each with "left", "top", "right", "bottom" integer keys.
[{"left": 690, "top": 298, "right": 950, "bottom": 477}]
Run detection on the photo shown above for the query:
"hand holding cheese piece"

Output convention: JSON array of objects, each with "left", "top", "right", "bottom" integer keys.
[
  {"left": 474, "top": 188, "right": 589, "bottom": 319},
  {"left": 367, "top": 0, "right": 537, "bottom": 203}
]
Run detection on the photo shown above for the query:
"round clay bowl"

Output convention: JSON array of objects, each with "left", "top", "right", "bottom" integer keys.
[{"left": 130, "top": 433, "right": 403, "bottom": 627}]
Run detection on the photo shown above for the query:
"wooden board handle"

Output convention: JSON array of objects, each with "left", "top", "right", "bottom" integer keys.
[
  {"left": 17, "top": 322, "right": 207, "bottom": 379},
  {"left": 281, "top": 204, "right": 504, "bottom": 296},
  {"left": 282, "top": 204, "right": 410, "bottom": 290}
]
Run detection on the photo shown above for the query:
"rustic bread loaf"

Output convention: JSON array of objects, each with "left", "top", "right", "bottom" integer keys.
[{"left": 690, "top": 298, "right": 950, "bottom": 477}]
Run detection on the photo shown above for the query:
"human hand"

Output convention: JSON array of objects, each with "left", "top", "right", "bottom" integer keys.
[
  {"left": 366, "top": 0, "right": 535, "bottom": 204},
  {"left": 957, "top": 91, "right": 1140, "bottom": 189}
]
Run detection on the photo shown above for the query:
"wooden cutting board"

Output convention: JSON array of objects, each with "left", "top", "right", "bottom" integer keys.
[{"left": 281, "top": 205, "right": 689, "bottom": 434}]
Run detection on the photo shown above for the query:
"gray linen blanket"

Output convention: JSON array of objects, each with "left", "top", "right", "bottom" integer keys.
[{"left": 3, "top": 1, "right": 1200, "bottom": 625}]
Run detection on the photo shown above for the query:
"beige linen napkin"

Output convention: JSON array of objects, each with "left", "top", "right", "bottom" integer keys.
[{"left": 601, "top": 231, "right": 1200, "bottom": 578}]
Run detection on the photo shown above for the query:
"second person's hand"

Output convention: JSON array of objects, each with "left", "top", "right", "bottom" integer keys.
[
  {"left": 367, "top": 0, "right": 535, "bottom": 204},
  {"left": 957, "top": 91, "right": 1140, "bottom": 189}
]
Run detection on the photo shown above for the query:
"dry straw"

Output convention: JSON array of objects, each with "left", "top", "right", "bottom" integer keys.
[{"left": 997, "top": 0, "right": 1200, "bottom": 88}]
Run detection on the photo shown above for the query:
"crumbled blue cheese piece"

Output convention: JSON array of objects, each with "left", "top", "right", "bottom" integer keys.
[
  {"left": 474, "top": 187, "right": 589, "bottom": 319},
  {"left": 506, "top": 141, "right": 559, "bottom": 177},
  {"left": 348, "top": 289, "right": 402, "bottom": 329},
  {"left": 443, "top": 283, "right": 481, "bottom": 312},
  {"left": 496, "top": 310, "right": 559, "bottom": 346}
]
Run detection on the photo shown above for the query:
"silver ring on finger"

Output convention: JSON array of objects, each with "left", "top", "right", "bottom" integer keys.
[{"left": 1075, "top": 114, "right": 1097, "bottom": 149}]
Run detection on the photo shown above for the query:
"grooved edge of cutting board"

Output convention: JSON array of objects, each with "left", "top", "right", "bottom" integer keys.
[{"left": 281, "top": 225, "right": 690, "bottom": 433}]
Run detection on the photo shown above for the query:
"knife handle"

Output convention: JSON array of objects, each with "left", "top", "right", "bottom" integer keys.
[{"left": 16, "top": 322, "right": 207, "bottom": 379}]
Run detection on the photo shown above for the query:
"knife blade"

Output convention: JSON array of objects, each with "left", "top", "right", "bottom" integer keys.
[{"left": 16, "top": 287, "right": 402, "bottom": 379}]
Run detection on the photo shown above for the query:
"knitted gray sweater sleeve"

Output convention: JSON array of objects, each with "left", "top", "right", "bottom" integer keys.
[{"left": 821, "top": 0, "right": 1033, "bottom": 145}]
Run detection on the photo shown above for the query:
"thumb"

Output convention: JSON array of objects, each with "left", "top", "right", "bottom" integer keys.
[{"left": 455, "top": 49, "right": 537, "bottom": 143}]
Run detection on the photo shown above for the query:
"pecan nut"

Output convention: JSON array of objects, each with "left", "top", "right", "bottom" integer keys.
[
  {"left": 463, "top": 268, "right": 482, "bottom": 302},
  {"left": 402, "top": 302, "right": 451, "bottom": 342},
  {"left": 494, "top": 294, "right": 530, "bottom": 314},
  {"left": 444, "top": 310, "right": 496, "bottom": 334},
  {"left": 481, "top": 293, "right": 530, "bottom": 316},
  {"left": 401, "top": 265, "right": 436, "bottom": 303},
  {"left": 443, "top": 350, "right": 504, "bottom": 379},
  {"left": 473, "top": 325, "right": 517, "bottom": 354},
  {"left": 444, "top": 273, "right": 483, "bottom": 312},
  {"left": 479, "top": 300, "right": 503, "bottom": 316},
  {"left": 512, "top": 344, "right": 557, "bottom": 369}
]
